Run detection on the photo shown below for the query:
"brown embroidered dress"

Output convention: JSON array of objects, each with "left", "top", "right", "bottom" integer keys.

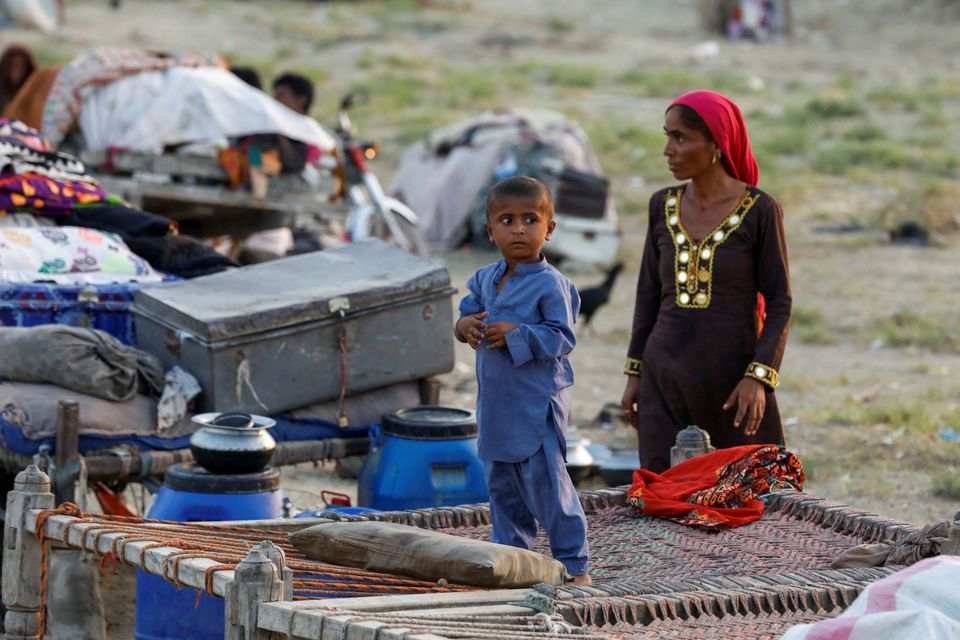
[{"left": 626, "top": 185, "right": 791, "bottom": 473}]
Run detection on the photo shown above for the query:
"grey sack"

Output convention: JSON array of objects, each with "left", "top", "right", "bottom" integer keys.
[
  {"left": 289, "top": 520, "right": 568, "bottom": 588},
  {"left": 0, "top": 326, "right": 164, "bottom": 401}
]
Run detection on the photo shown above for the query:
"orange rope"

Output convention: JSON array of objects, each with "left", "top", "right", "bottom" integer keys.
[{"left": 28, "top": 502, "right": 478, "bottom": 615}]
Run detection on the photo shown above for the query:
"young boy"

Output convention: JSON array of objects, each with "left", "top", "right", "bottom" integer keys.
[{"left": 454, "top": 175, "right": 591, "bottom": 586}]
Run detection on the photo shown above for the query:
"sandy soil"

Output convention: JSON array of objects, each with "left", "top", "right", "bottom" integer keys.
[{"left": 6, "top": 1, "right": 960, "bottom": 636}]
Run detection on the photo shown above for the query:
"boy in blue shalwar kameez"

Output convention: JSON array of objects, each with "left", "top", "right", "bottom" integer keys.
[{"left": 455, "top": 176, "right": 591, "bottom": 586}]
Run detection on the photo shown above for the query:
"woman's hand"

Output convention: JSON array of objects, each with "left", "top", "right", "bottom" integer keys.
[
  {"left": 455, "top": 312, "right": 488, "bottom": 350},
  {"left": 483, "top": 322, "right": 518, "bottom": 349},
  {"left": 723, "top": 378, "right": 766, "bottom": 436},
  {"left": 621, "top": 375, "right": 642, "bottom": 429}
]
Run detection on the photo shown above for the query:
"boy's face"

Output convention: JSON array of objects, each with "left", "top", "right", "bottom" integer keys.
[
  {"left": 274, "top": 84, "right": 308, "bottom": 114},
  {"left": 485, "top": 195, "right": 556, "bottom": 264}
]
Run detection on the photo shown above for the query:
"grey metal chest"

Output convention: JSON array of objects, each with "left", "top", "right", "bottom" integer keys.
[{"left": 133, "top": 240, "right": 456, "bottom": 414}]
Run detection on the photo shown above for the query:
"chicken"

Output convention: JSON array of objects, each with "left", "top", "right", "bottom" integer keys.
[{"left": 578, "top": 262, "right": 624, "bottom": 330}]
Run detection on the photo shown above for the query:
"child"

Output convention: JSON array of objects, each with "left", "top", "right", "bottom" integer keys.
[{"left": 454, "top": 175, "right": 591, "bottom": 586}]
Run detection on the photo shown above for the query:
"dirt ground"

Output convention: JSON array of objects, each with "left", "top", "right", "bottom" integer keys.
[
  {"left": 6, "top": 1, "right": 960, "bottom": 636},
  {"left": 10, "top": 0, "right": 958, "bottom": 538}
]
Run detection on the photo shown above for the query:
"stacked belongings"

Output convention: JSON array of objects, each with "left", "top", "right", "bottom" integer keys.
[
  {"left": 0, "top": 325, "right": 200, "bottom": 514},
  {"left": 0, "top": 326, "right": 382, "bottom": 514},
  {"left": 29, "top": 47, "right": 339, "bottom": 262},
  {"left": 390, "top": 107, "right": 620, "bottom": 265},
  {"left": 0, "top": 118, "right": 237, "bottom": 344},
  {"left": 1, "top": 242, "right": 458, "bottom": 519}
]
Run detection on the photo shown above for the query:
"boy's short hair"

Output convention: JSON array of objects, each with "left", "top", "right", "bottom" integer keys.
[
  {"left": 485, "top": 175, "right": 554, "bottom": 219},
  {"left": 231, "top": 66, "right": 262, "bottom": 90},
  {"left": 273, "top": 73, "right": 314, "bottom": 112}
]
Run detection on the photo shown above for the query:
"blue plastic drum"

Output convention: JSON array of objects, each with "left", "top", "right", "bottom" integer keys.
[
  {"left": 358, "top": 406, "right": 488, "bottom": 510},
  {"left": 134, "top": 463, "right": 282, "bottom": 640}
]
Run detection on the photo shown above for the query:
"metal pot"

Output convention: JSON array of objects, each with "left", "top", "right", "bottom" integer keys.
[
  {"left": 189, "top": 412, "right": 277, "bottom": 475},
  {"left": 565, "top": 437, "right": 595, "bottom": 483}
]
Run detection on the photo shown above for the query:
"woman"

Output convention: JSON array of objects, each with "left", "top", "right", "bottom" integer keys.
[
  {"left": 621, "top": 90, "right": 791, "bottom": 473},
  {"left": 0, "top": 45, "right": 37, "bottom": 114}
]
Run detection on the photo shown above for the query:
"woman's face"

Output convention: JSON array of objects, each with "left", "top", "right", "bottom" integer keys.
[
  {"left": 663, "top": 107, "right": 718, "bottom": 181},
  {"left": 3, "top": 54, "right": 29, "bottom": 86}
]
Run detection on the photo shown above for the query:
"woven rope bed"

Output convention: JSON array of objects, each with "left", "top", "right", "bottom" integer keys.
[{"left": 8, "top": 476, "right": 921, "bottom": 639}]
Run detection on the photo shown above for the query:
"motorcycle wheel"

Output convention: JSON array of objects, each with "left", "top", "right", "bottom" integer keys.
[{"left": 368, "top": 207, "right": 429, "bottom": 258}]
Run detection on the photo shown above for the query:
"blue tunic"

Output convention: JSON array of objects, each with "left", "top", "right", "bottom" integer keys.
[{"left": 458, "top": 256, "right": 580, "bottom": 463}]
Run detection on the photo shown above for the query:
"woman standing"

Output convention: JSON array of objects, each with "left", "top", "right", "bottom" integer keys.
[{"left": 621, "top": 90, "right": 791, "bottom": 473}]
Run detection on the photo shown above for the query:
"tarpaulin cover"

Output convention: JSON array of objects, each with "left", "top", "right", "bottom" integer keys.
[{"left": 78, "top": 66, "right": 336, "bottom": 153}]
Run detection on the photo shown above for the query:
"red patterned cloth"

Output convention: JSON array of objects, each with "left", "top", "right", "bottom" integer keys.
[{"left": 627, "top": 445, "right": 805, "bottom": 529}]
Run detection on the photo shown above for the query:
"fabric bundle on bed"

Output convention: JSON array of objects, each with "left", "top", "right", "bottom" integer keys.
[
  {"left": 290, "top": 520, "right": 569, "bottom": 587},
  {"left": 0, "top": 325, "right": 163, "bottom": 401},
  {"left": 0, "top": 381, "right": 194, "bottom": 440}
]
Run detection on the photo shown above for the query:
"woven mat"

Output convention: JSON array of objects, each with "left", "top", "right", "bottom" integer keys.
[
  {"left": 396, "top": 492, "right": 914, "bottom": 588},
  {"left": 556, "top": 566, "right": 894, "bottom": 627},
  {"left": 599, "top": 609, "right": 835, "bottom": 639}
]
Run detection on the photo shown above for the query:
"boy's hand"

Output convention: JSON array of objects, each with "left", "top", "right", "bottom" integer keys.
[
  {"left": 456, "top": 312, "right": 488, "bottom": 350},
  {"left": 484, "top": 322, "right": 518, "bottom": 349}
]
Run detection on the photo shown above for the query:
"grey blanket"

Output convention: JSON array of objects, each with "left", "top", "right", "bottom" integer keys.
[
  {"left": 0, "top": 326, "right": 164, "bottom": 402},
  {"left": 0, "top": 382, "right": 195, "bottom": 440}
]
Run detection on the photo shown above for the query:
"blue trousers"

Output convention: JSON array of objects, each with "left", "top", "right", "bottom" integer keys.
[{"left": 484, "top": 432, "right": 590, "bottom": 576}]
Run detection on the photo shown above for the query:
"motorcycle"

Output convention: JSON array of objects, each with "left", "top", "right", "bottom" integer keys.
[{"left": 333, "top": 93, "right": 428, "bottom": 257}]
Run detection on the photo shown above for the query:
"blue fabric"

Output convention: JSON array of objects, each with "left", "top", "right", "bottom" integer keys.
[
  {"left": 268, "top": 415, "right": 368, "bottom": 443},
  {"left": 459, "top": 256, "right": 580, "bottom": 463},
  {"left": 485, "top": 427, "right": 589, "bottom": 576},
  {"left": 0, "top": 277, "right": 179, "bottom": 346},
  {"left": 0, "top": 413, "right": 368, "bottom": 457}
]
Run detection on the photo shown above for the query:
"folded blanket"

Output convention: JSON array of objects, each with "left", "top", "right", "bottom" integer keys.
[
  {"left": 0, "top": 325, "right": 164, "bottom": 401},
  {"left": 0, "top": 381, "right": 194, "bottom": 439},
  {"left": 627, "top": 444, "right": 805, "bottom": 529},
  {"left": 0, "top": 227, "right": 163, "bottom": 285}
]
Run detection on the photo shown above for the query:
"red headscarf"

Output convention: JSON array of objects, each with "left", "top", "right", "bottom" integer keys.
[{"left": 670, "top": 90, "right": 758, "bottom": 186}]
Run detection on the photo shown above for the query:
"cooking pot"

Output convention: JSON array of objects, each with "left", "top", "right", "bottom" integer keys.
[
  {"left": 189, "top": 412, "right": 277, "bottom": 475},
  {"left": 565, "top": 437, "right": 595, "bottom": 483}
]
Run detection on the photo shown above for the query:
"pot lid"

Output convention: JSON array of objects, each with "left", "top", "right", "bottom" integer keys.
[
  {"left": 381, "top": 406, "right": 477, "bottom": 440},
  {"left": 676, "top": 424, "right": 712, "bottom": 447},
  {"left": 192, "top": 412, "right": 276, "bottom": 431},
  {"left": 165, "top": 462, "right": 280, "bottom": 493}
]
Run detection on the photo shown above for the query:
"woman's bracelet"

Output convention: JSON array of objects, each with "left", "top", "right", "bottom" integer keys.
[{"left": 744, "top": 361, "right": 779, "bottom": 389}]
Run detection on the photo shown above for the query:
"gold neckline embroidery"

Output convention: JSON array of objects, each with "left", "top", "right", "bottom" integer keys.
[{"left": 664, "top": 187, "right": 758, "bottom": 309}]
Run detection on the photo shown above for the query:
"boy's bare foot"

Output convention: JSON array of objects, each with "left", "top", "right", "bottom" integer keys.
[{"left": 566, "top": 574, "right": 592, "bottom": 586}]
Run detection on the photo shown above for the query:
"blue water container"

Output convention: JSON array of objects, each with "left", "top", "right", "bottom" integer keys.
[
  {"left": 135, "top": 463, "right": 282, "bottom": 640},
  {"left": 358, "top": 406, "right": 488, "bottom": 510}
]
